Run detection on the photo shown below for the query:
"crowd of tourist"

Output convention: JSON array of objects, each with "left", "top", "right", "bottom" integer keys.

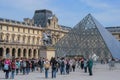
[{"left": 0, "top": 57, "right": 94, "bottom": 79}]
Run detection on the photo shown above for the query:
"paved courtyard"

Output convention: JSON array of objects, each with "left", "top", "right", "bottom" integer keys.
[{"left": 0, "top": 63, "right": 120, "bottom": 80}]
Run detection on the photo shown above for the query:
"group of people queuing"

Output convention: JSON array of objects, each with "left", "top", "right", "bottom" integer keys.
[{"left": 0, "top": 57, "right": 93, "bottom": 79}]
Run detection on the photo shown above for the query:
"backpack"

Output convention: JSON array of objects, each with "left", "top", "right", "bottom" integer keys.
[
  {"left": 61, "top": 61, "right": 65, "bottom": 67},
  {"left": 45, "top": 63, "right": 50, "bottom": 69},
  {"left": 4, "top": 64, "right": 9, "bottom": 70},
  {"left": 22, "top": 61, "right": 26, "bottom": 67}
]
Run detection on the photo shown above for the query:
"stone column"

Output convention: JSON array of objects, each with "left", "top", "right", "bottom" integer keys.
[
  {"left": 26, "top": 49, "right": 28, "bottom": 59},
  {"left": 36, "top": 49, "right": 39, "bottom": 59},
  {"left": 9, "top": 48, "right": 12, "bottom": 58},
  {"left": 21, "top": 48, "right": 23, "bottom": 58},
  {"left": 31, "top": 49, "right": 33, "bottom": 59},
  {"left": 15, "top": 48, "right": 18, "bottom": 58}
]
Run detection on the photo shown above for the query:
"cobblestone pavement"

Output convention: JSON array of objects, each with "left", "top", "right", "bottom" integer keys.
[{"left": 0, "top": 63, "right": 120, "bottom": 80}]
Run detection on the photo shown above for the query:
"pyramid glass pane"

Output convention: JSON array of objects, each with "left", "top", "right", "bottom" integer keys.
[{"left": 55, "top": 14, "right": 120, "bottom": 59}]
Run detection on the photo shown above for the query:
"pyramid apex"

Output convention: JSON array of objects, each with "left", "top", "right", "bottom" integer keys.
[{"left": 87, "top": 13, "right": 92, "bottom": 16}]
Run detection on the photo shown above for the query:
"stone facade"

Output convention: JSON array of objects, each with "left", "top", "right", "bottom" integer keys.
[{"left": 0, "top": 10, "right": 69, "bottom": 59}]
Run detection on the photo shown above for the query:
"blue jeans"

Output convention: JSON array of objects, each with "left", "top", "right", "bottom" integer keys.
[
  {"left": 60, "top": 67, "right": 65, "bottom": 75},
  {"left": 52, "top": 69, "right": 56, "bottom": 78},
  {"left": 23, "top": 67, "right": 26, "bottom": 75},
  {"left": 11, "top": 70, "right": 15, "bottom": 79},
  {"left": 26, "top": 67, "right": 30, "bottom": 74},
  {"left": 5, "top": 70, "right": 9, "bottom": 79},
  {"left": 45, "top": 69, "right": 48, "bottom": 78},
  {"left": 16, "top": 69, "right": 19, "bottom": 75}
]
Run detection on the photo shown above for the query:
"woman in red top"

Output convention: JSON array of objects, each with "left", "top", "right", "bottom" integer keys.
[{"left": 4, "top": 58, "right": 11, "bottom": 79}]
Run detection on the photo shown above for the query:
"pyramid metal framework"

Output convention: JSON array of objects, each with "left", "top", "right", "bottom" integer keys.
[{"left": 55, "top": 14, "right": 120, "bottom": 59}]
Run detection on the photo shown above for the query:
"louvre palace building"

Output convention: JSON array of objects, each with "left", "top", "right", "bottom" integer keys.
[
  {"left": 0, "top": 9, "right": 120, "bottom": 59},
  {"left": 0, "top": 9, "right": 70, "bottom": 59}
]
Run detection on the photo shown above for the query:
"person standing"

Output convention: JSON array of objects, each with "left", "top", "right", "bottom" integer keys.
[
  {"left": 51, "top": 58, "right": 57, "bottom": 78},
  {"left": 44, "top": 59, "right": 50, "bottom": 78},
  {"left": 84, "top": 59, "right": 88, "bottom": 73},
  {"left": 66, "top": 60, "right": 70, "bottom": 74},
  {"left": 15, "top": 59, "right": 20, "bottom": 75},
  {"left": 4, "top": 58, "right": 11, "bottom": 79},
  {"left": 10, "top": 59, "right": 16, "bottom": 79},
  {"left": 88, "top": 58, "right": 93, "bottom": 76}
]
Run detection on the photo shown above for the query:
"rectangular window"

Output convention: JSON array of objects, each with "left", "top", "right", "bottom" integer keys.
[
  {"left": 28, "top": 29, "right": 30, "bottom": 33},
  {"left": 0, "top": 25, "right": 2, "bottom": 30},
  {"left": 6, "top": 35, "right": 9, "bottom": 42},
  {"left": 23, "top": 28, "right": 25, "bottom": 33},
  {"left": 12, "top": 27, "right": 14, "bottom": 31},
  {"left": 0, "top": 34, "right": 2, "bottom": 40},
  {"left": 18, "top": 28, "right": 20, "bottom": 32},
  {"left": 33, "top": 30, "right": 34, "bottom": 34},
  {"left": 7, "top": 26, "right": 8, "bottom": 31}
]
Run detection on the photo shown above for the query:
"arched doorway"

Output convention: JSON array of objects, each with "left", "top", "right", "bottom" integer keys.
[
  {"left": 18, "top": 48, "right": 21, "bottom": 57},
  {"left": 0, "top": 48, "right": 3, "bottom": 57},
  {"left": 6, "top": 48, "right": 10, "bottom": 58},
  {"left": 33, "top": 49, "right": 36, "bottom": 58},
  {"left": 38, "top": 49, "right": 40, "bottom": 57},
  {"left": 23, "top": 49, "right": 26, "bottom": 58},
  {"left": 28, "top": 49, "right": 32, "bottom": 58},
  {"left": 12, "top": 48, "right": 16, "bottom": 58}
]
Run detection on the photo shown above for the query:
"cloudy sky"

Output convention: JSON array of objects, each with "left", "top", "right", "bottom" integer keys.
[{"left": 0, "top": 0, "right": 120, "bottom": 27}]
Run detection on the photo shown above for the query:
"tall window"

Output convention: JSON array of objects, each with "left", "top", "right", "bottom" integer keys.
[
  {"left": 0, "top": 25, "right": 2, "bottom": 30},
  {"left": 28, "top": 29, "right": 30, "bottom": 33},
  {"left": 33, "top": 37, "right": 35, "bottom": 44},
  {"left": 23, "top": 28, "right": 25, "bottom": 33},
  {"left": 18, "top": 36, "right": 20, "bottom": 42},
  {"left": 0, "top": 34, "right": 2, "bottom": 40},
  {"left": 7, "top": 26, "right": 8, "bottom": 31},
  {"left": 12, "top": 27, "right": 14, "bottom": 31},
  {"left": 6, "top": 35, "right": 9, "bottom": 42},
  {"left": 37, "top": 38, "right": 39, "bottom": 44},
  {"left": 18, "top": 28, "right": 20, "bottom": 32},
  {"left": 54, "top": 22, "right": 55, "bottom": 28},
  {"left": 23, "top": 36, "right": 25, "bottom": 43},
  {"left": 12, "top": 35, "right": 15, "bottom": 42},
  {"left": 28, "top": 36, "right": 30, "bottom": 44}
]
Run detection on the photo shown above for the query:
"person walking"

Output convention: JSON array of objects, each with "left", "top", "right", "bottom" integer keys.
[{"left": 88, "top": 58, "right": 93, "bottom": 76}]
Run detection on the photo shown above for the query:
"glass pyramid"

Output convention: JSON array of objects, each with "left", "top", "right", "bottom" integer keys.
[{"left": 55, "top": 14, "right": 120, "bottom": 59}]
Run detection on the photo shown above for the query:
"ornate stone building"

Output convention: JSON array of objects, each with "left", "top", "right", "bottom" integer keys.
[
  {"left": 106, "top": 27, "right": 120, "bottom": 41},
  {"left": 0, "top": 9, "right": 70, "bottom": 59}
]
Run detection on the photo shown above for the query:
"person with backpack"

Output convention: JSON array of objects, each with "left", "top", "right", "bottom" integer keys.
[
  {"left": 15, "top": 59, "right": 20, "bottom": 75},
  {"left": 4, "top": 58, "right": 11, "bottom": 79},
  {"left": 51, "top": 57, "right": 57, "bottom": 78},
  {"left": 66, "top": 59, "right": 70, "bottom": 74},
  {"left": 44, "top": 59, "right": 50, "bottom": 78},
  {"left": 88, "top": 58, "right": 93, "bottom": 76},
  {"left": 60, "top": 58, "right": 65, "bottom": 75},
  {"left": 10, "top": 59, "right": 16, "bottom": 79},
  {"left": 21, "top": 59, "right": 26, "bottom": 75}
]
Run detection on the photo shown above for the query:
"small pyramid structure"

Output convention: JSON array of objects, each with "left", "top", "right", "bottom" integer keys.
[{"left": 55, "top": 14, "right": 120, "bottom": 59}]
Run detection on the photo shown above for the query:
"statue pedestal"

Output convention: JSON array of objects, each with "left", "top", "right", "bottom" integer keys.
[{"left": 40, "top": 46, "right": 55, "bottom": 60}]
